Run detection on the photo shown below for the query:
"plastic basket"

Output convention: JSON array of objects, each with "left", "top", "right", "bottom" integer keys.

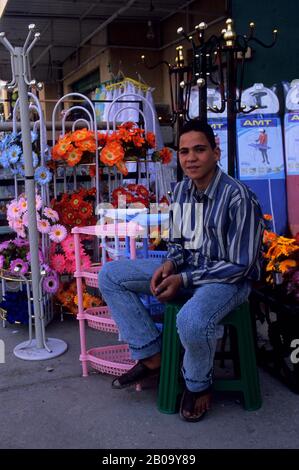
[
  {"left": 87, "top": 344, "right": 136, "bottom": 376},
  {"left": 83, "top": 265, "right": 102, "bottom": 287},
  {"left": 84, "top": 306, "right": 118, "bottom": 333},
  {"left": 148, "top": 250, "right": 167, "bottom": 260}
]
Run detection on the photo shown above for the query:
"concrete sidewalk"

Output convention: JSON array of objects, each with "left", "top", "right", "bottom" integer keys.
[{"left": 0, "top": 315, "right": 298, "bottom": 449}]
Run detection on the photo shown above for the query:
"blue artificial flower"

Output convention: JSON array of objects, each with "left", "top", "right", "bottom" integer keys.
[
  {"left": 7, "top": 144, "right": 22, "bottom": 164},
  {"left": 34, "top": 165, "right": 52, "bottom": 185},
  {"left": 16, "top": 163, "right": 25, "bottom": 177},
  {"left": 0, "top": 150, "right": 11, "bottom": 169}
]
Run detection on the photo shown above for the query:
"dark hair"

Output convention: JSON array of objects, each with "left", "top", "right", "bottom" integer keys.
[{"left": 179, "top": 120, "right": 216, "bottom": 149}]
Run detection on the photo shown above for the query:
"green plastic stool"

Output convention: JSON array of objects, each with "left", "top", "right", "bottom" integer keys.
[{"left": 157, "top": 301, "right": 262, "bottom": 414}]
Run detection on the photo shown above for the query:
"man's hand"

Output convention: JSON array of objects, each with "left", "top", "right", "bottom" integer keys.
[
  {"left": 154, "top": 274, "right": 182, "bottom": 303},
  {"left": 150, "top": 260, "right": 175, "bottom": 296}
]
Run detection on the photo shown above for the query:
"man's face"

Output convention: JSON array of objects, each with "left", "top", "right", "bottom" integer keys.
[{"left": 178, "top": 131, "right": 220, "bottom": 186}]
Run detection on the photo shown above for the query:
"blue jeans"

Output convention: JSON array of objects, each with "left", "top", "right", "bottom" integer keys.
[{"left": 98, "top": 259, "right": 251, "bottom": 392}]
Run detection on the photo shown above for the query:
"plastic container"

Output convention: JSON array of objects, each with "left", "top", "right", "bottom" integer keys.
[{"left": 87, "top": 344, "right": 136, "bottom": 375}]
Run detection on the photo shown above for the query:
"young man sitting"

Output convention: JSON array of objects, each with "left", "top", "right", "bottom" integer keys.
[{"left": 98, "top": 120, "right": 264, "bottom": 422}]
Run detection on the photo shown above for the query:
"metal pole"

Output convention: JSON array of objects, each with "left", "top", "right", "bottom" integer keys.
[
  {"left": 14, "top": 47, "right": 43, "bottom": 348},
  {"left": 226, "top": 47, "right": 237, "bottom": 177}
]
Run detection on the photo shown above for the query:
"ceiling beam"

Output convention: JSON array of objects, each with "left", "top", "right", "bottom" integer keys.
[{"left": 79, "top": 0, "right": 137, "bottom": 47}]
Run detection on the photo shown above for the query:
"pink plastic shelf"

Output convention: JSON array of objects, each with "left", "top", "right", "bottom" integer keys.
[
  {"left": 87, "top": 344, "right": 136, "bottom": 376},
  {"left": 80, "top": 264, "right": 102, "bottom": 287},
  {"left": 84, "top": 306, "right": 118, "bottom": 333}
]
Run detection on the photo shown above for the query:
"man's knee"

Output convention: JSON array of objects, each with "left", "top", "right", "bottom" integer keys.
[{"left": 176, "top": 307, "right": 209, "bottom": 345}]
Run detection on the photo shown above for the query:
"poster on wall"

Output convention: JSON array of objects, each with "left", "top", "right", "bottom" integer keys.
[
  {"left": 284, "top": 80, "right": 299, "bottom": 235},
  {"left": 284, "top": 114, "right": 299, "bottom": 175},
  {"left": 237, "top": 83, "right": 288, "bottom": 235},
  {"left": 237, "top": 116, "right": 285, "bottom": 180}
]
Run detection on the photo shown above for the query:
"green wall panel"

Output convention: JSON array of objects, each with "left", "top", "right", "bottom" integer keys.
[{"left": 232, "top": 0, "right": 299, "bottom": 87}]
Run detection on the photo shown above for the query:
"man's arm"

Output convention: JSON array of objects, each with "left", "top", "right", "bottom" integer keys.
[
  {"left": 165, "top": 183, "right": 185, "bottom": 271},
  {"left": 180, "top": 196, "right": 265, "bottom": 288}
]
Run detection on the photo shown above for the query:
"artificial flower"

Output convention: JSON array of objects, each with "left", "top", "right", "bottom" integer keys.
[
  {"left": 49, "top": 224, "right": 67, "bottom": 243},
  {"left": 43, "top": 273, "right": 59, "bottom": 294}
]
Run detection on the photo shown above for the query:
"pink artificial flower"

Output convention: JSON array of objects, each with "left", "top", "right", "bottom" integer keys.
[
  {"left": 42, "top": 274, "right": 59, "bottom": 294},
  {"left": 44, "top": 207, "right": 59, "bottom": 222},
  {"left": 7, "top": 201, "right": 22, "bottom": 220},
  {"left": 0, "top": 241, "right": 10, "bottom": 250},
  {"left": 64, "top": 258, "right": 76, "bottom": 274},
  {"left": 18, "top": 197, "right": 28, "bottom": 213},
  {"left": 9, "top": 258, "right": 29, "bottom": 275},
  {"left": 35, "top": 194, "right": 42, "bottom": 210},
  {"left": 49, "top": 224, "right": 67, "bottom": 243},
  {"left": 40, "top": 263, "right": 51, "bottom": 274},
  {"left": 37, "top": 219, "right": 51, "bottom": 234},
  {"left": 13, "top": 238, "right": 29, "bottom": 247},
  {"left": 0, "top": 255, "right": 4, "bottom": 269},
  {"left": 50, "top": 253, "right": 66, "bottom": 273},
  {"left": 61, "top": 235, "right": 75, "bottom": 254}
]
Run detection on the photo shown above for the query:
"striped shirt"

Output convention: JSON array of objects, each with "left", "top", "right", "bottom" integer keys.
[{"left": 166, "top": 166, "right": 265, "bottom": 287}]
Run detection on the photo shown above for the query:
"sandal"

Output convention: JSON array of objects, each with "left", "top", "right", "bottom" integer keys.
[
  {"left": 179, "top": 387, "right": 212, "bottom": 423},
  {"left": 112, "top": 361, "right": 160, "bottom": 389}
]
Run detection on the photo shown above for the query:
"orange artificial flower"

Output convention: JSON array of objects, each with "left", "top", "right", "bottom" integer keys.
[
  {"left": 97, "top": 132, "right": 108, "bottom": 147},
  {"left": 76, "top": 139, "right": 97, "bottom": 153},
  {"left": 132, "top": 134, "right": 145, "bottom": 148},
  {"left": 263, "top": 214, "right": 273, "bottom": 221},
  {"left": 263, "top": 230, "right": 277, "bottom": 244},
  {"left": 116, "top": 159, "right": 129, "bottom": 176},
  {"left": 159, "top": 147, "right": 172, "bottom": 164},
  {"left": 72, "top": 128, "right": 90, "bottom": 141},
  {"left": 66, "top": 146, "right": 83, "bottom": 166},
  {"left": 278, "top": 259, "right": 297, "bottom": 273},
  {"left": 52, "top": 137, "right": 72, "bottom": 159},
  {"left": 146, "top": 132, "right": 156, "bottom": 148},
  {"left": 118, "top": 122, "right": 135, "bottom": 131},
  {"left": 100, "top": 142, "right": 125, "bottom": 166}
]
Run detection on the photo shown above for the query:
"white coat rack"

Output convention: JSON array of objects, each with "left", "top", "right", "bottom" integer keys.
[{"left": 0, "top": 24, "right": 67, "bottom": 360}]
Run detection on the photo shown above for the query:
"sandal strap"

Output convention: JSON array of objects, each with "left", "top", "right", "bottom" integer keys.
[
  {"left": 180, "top": 387, "right": 212, "bottom": 417},
  {"left": 112, "top": 361, "right": 160, "bottom": 389}
]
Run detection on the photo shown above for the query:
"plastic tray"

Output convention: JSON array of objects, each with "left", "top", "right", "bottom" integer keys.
[
  {"left": 87, "top": 344, "right": 136, "bottom": 376},
  {"left": 84, "top": 306, "right": 118, "bottom": 333},
  {"left": 82, "top": 265, "right": 102, "bottom": 287}
]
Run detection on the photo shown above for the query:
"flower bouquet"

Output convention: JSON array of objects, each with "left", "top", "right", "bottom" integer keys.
[
  {"left": 55, "top": 280, "right": 103, "bottom": 316},
  {"left": 6, "top": 193, "right": 67, "bottom": 242},
  {"left": 51, "top": 187, "right": 96, "bottom": 230},
  {"left": 0, "top": 238, "right": 59, "bottom": 294},
  {"left": 263, "top": 215, "right": 299, "bottom": 300},
  {"left": 51, "top": 128, "right": 97, "bottom": 167},
  {"left": 111, "top": 184, "right": 169, "bottom": 209},
  {"left": 50, "top": 234, "right": 91, "bottom": 275},
  {"left": 99, "top": 121, "right": 172, "bottom": 175},
  {"left": 0, "top": 131, "right": 52, "bottom": 185}
]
